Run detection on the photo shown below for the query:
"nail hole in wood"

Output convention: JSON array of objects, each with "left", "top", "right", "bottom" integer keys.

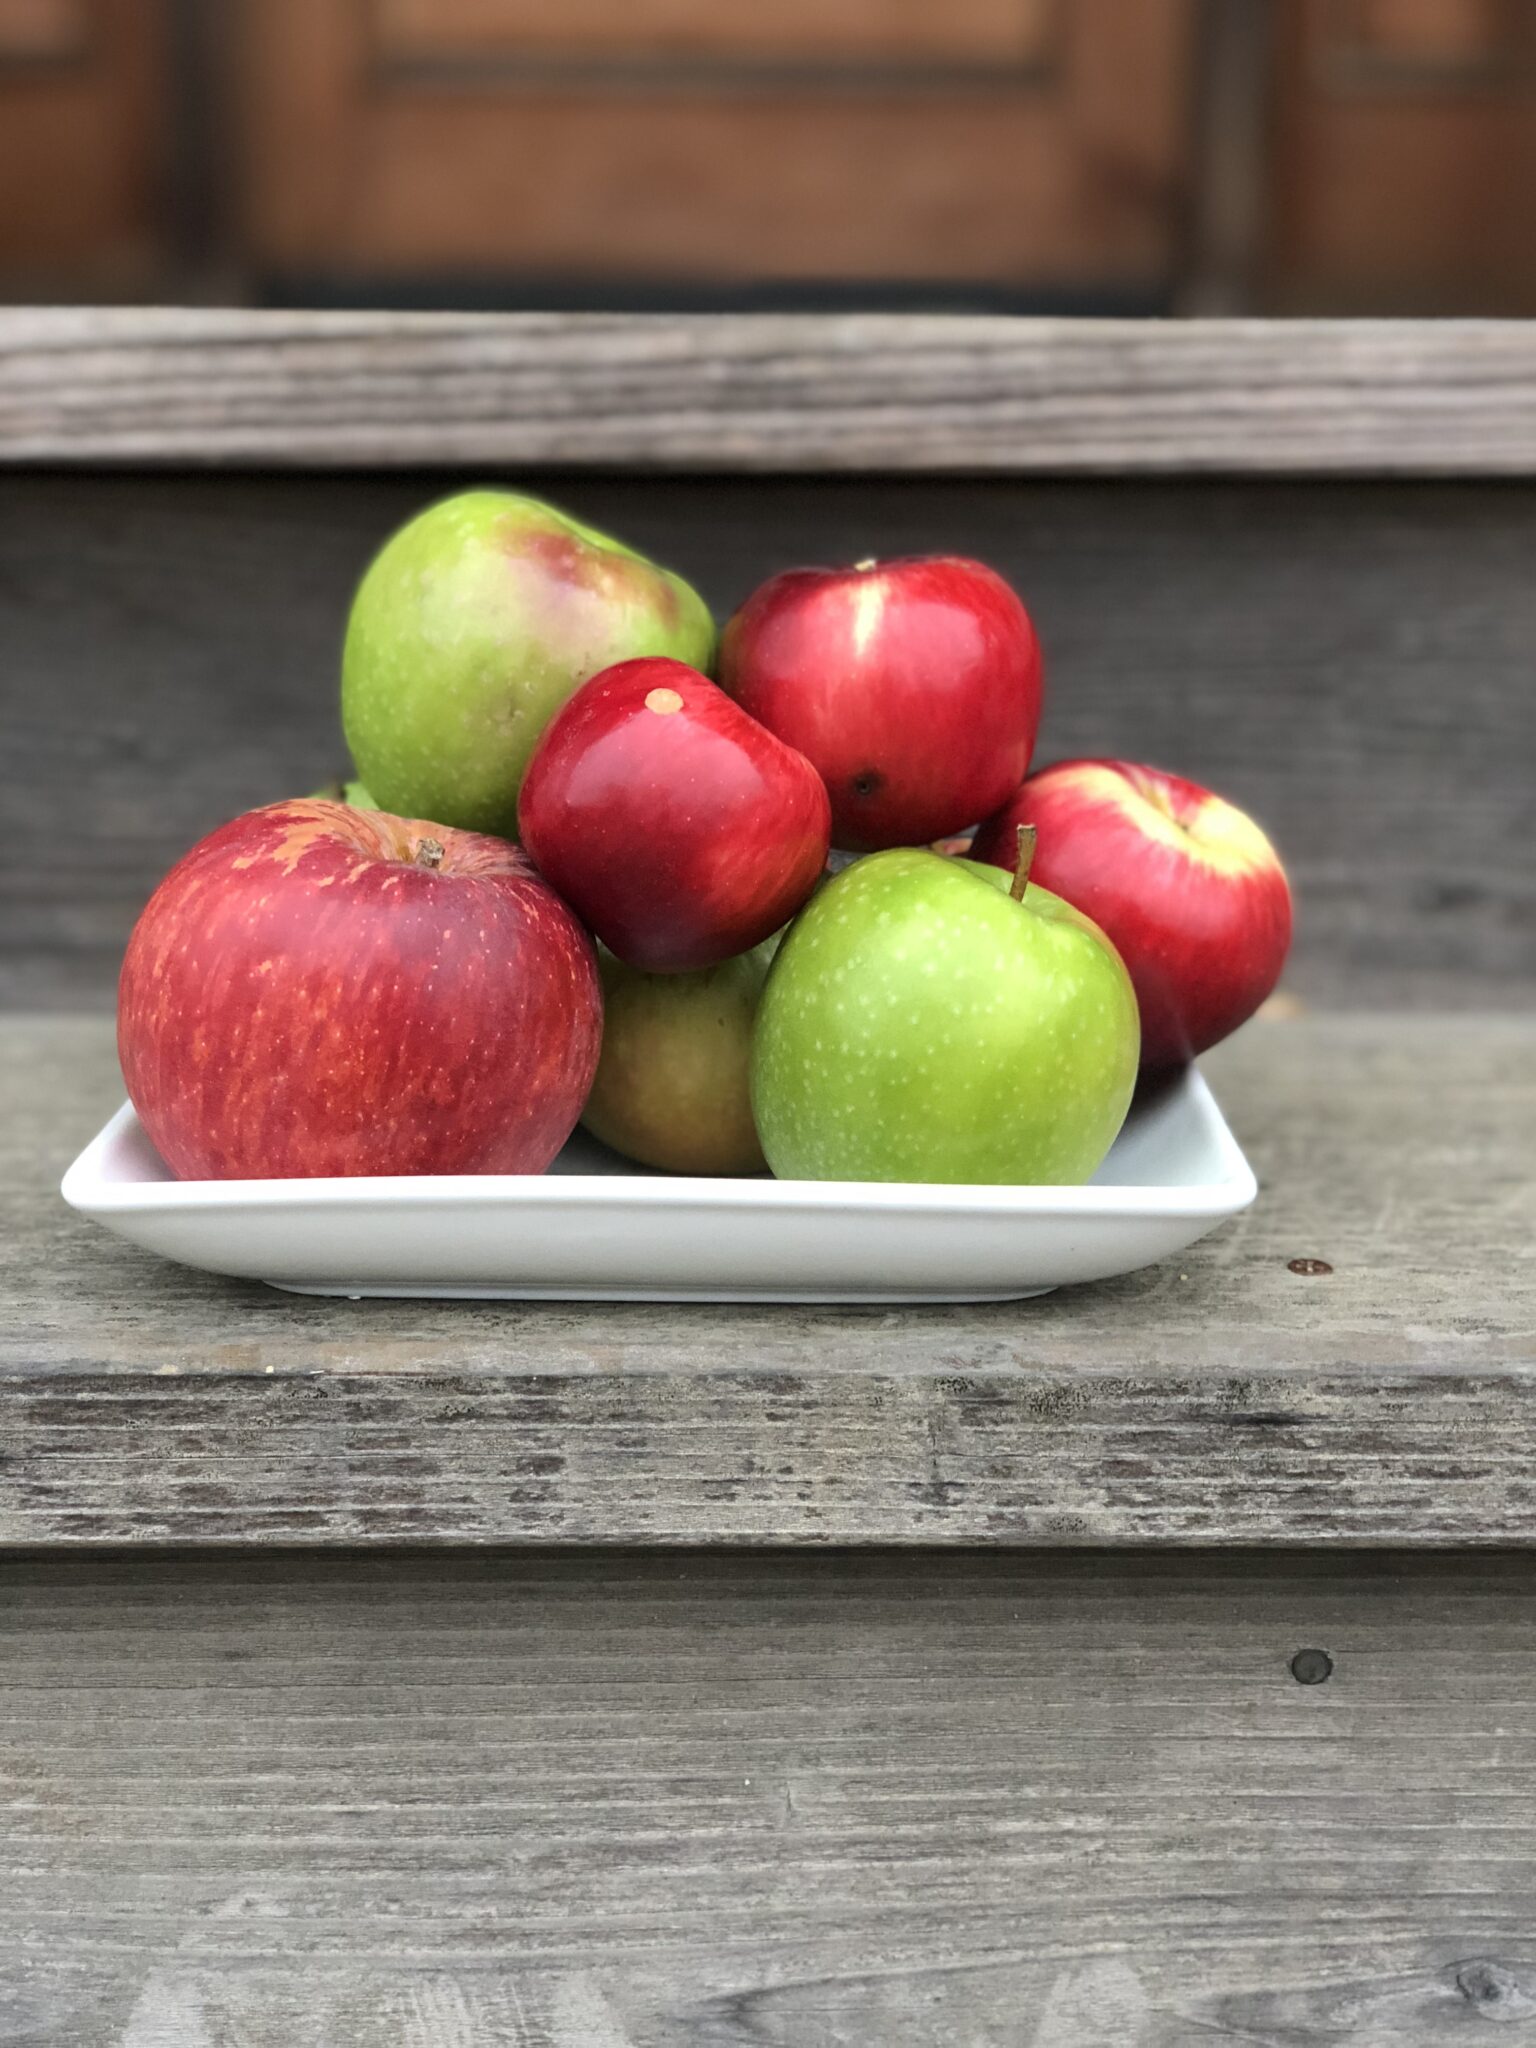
[
  {"left": 1290, "top": 1647, "right": 1333, "bottom": 1685},
  {"left": 1288, "top": 1257, "right": 1334, "bottom": 1276}
]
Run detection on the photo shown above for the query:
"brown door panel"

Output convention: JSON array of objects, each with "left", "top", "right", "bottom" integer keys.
[
  {"left": 373, "top": 0, "right": 1060, "bottom": 68},
  {"left": 234, "top": 0, "right": 1197, "bottom": 290},
  {"left": 1267, "top": 0, "right": 1536, "bottom": 312},
  {"left": 0, "top": 0, "right": 168, "bottom": 293}
]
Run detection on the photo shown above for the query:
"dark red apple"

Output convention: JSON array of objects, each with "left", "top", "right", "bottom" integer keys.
[
  {"left": 118, "top": 798, "right": 601, "bottom": 1178},
  {"left": 518, "top": 656, "right": 830, "bottom": 973},
  {"left": 718, "top": 555, "right": 1043, "bottom": 851},
  {"left": 971, "top": 760, "right": 1293, "bottom": 1070}
]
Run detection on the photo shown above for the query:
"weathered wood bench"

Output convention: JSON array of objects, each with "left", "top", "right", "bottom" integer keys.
[{"left": 2, "top": 311, "right": 1533, "bottom": 2042}]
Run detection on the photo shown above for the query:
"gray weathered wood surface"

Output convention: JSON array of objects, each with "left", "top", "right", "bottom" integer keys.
[
  {"left": 5, "top": 314, "right": 1535, "bottom": 2037},
  {"left": 8, "top": 470, "right": 1535, "bottom": 1014},
  {"left": 8, "top": 1010, "right": 1533, "bottom": 1549},
  {"left": 2, "top": 1547, "right": 1535, "bottom": 2043},
  {"left": 4, "top": 310, "right": 1536, "bottom": 473}
]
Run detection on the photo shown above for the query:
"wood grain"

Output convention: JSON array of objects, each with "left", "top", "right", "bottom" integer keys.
[
  {"left": 5, "top": 468, "right": 1533, "bottom": 1014},
  {"left": 6, "top": 1011, "right": 1533, "bottom": 1548},
  {"left": 5, "top": 310, "right": 1536, "bottom": 469},
  {"left": 2, "top": 1548, "right": 1536, "bottom": 2040}
]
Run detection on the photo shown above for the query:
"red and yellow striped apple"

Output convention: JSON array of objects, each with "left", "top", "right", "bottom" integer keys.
[
  {"left": 118, "top": 798, "right": 601, "bottom": 1179},
  {"left": 971, "top": 761, "right": 1292, "bottom": 1070},
  {"left": 719, "top": 555, "right": 1042, "bottom": 852}
]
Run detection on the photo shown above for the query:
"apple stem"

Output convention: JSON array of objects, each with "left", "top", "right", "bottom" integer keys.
[
  {"left": 1010, "top": 824, "right": 1037, "bottom": 902},
  {"left": 416, "top": 837, "right": 446, "bottom": 870}
]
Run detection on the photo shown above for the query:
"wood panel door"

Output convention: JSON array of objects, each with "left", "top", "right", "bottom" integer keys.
[
  {"left": 231, "top": 0, "right": 1200, "bottom": 296},
  {"left": 1268, "top": 0, "right": 1536, "bottom": 311},
  {"left": 0, "top": 0, "right": 168, "bottom": 295}
]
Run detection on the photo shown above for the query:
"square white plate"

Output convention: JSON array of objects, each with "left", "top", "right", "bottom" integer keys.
[{"left": 60, "top": 1068, "right": 1256, "bottom": 1303}]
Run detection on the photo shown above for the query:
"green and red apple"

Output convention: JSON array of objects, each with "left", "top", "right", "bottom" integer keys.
[
  {"left": 752, "top": 838, "right": 1139, "bottom": 1184},
  {"left": 342, "top": 491, "right": 715, "bottom": 838},
  {"left": 582, "top": 937, "right": 778, "bottom": 1176}
]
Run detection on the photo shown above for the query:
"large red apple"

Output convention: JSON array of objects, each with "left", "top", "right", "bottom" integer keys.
[
  {"left": 718, "top": 555, "right": 1043, "bottom": 851},
  {"left": 970, "top": 761, "right": 1292, "bottom": 1070},
  {"left": 518, "top": 657, "right": 830, "bottom": 972},
  {"left": 118, "top": 798, "right": 601, "bottom": 1178}
]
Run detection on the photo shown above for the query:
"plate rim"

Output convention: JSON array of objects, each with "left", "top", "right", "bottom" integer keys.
[{"left": 61, "top": 1066, "right": 1258, "bottom": 1224}]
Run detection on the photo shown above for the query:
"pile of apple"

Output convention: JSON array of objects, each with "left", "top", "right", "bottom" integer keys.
[{"left": 118, "top": 491, "right": 1292, "bottom": 1185}]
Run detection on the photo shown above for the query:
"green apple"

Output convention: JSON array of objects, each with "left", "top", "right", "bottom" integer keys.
[
  {"left": 582, "top": 938, "right": 777, "bottom": 1175},
  {"left": 309, "top": 776, "right": 378, "bottom": 809},
  {"left": 751, "top": 839, "right": 1139, "bottom": 1183},
  {"left": 341, "top": 491, "right": 715, "bottom": 838}
]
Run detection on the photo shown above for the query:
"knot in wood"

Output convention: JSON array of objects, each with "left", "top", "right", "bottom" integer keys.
[{"left": 1456, "top": 1961, "right": 1536, "bottom": 2018}]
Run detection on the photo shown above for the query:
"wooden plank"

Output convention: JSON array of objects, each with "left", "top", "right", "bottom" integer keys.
[
  {"left": 1, "top": 1548, "right": 1535, "bottom": 2037},
  {"left": 5, "top": 1011, "right": 1534, "bottom": 1548},
  {"left": 5, "top": 469, "right": 1532, "bottom": 1014},
  {"left": 5, "top": 310, "right": 1536, "bottom": 470}
]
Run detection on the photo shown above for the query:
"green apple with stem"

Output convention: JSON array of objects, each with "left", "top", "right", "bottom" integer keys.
[
  {"left": 582, "top": 937, "right": 777, "bottom": 1175},
  {"left": 751, "top": 828, "right": 1139, "bottom": 1183},
  {"left": 342, "top": 491, "right": 716, "bottom": 838}
]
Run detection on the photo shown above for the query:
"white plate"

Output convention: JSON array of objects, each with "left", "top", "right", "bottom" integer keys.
[{"left": 60, "top": 1068, "right": 1256, "bottom": 1303}]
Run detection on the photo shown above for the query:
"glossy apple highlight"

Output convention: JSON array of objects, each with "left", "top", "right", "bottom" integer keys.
[{"left": 720, "top": 555, "right": 1042, "bottom": 851}]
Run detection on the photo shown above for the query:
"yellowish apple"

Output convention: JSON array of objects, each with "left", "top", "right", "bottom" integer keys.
[{"left": 581, "top": 938, "right": 777, "bottom": 1175}]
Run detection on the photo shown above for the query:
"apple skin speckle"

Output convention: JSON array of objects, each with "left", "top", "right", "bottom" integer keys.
[{"left": 751, "top": 850, "right": 1139, "bottom": 1185}]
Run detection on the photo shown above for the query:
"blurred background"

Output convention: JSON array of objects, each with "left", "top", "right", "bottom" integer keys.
[{"left": 2, "top": 0, "right": 1533, "bottom": 316}]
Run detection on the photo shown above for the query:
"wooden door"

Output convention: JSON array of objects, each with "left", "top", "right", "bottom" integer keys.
[
  {"left": 231, "top": 0, "right": 1200, "bottom": 296},
  {"left": 0, "top": 0, "right": 168, "bottom": 295},
  {"left": 1267, "top": 0, "right": 1536, "bottom": 311}
]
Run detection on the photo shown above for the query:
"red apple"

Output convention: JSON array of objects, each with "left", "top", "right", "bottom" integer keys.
[
  {"left": 518, "top": 657, "right": 830, "bottom": 973},
  {"left": 970, "top": 761, "right": 1292, "bottom": 1070},
  {"left": 718, "top": 555, "right": 1043, "bottom": 851},
  {"left": 118, "top": 798, "right": 601, "bottom": 1178}
]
